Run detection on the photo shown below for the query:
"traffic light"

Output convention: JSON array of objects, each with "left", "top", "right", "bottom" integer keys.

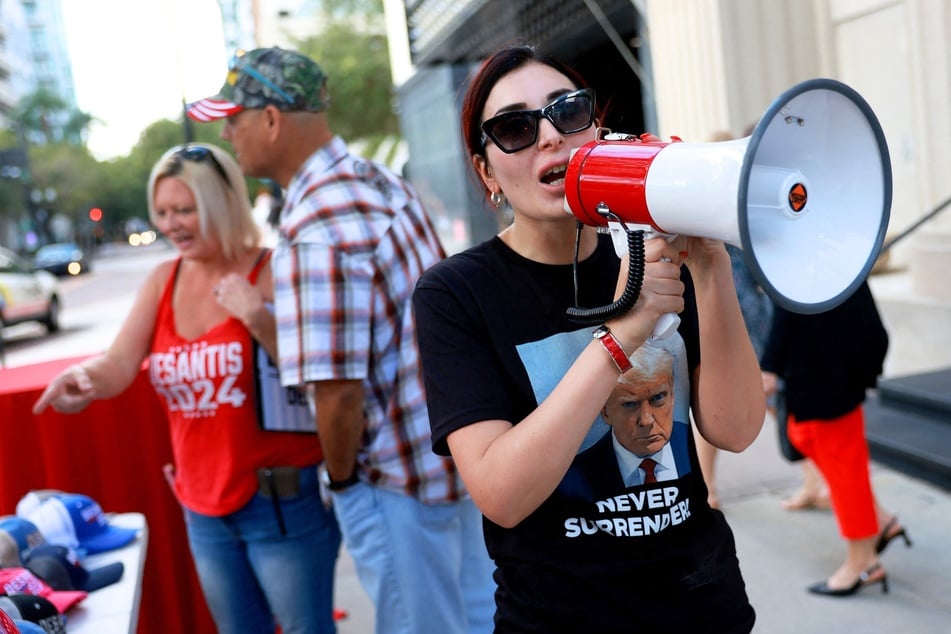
[{"left": 89, "top": 207, "right": 103, "bottom": 222}]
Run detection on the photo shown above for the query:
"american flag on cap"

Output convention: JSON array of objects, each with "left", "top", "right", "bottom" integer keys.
[
  {"left": 186, "top": 47, "right": 329, "bottom": 122},
  {"left": 186, "top": 98, "right": 244, "bottom": 122}
]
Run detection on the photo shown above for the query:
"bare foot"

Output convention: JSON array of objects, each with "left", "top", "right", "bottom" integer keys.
[{"left": 781, "top": 487, "right": 831, "bottom": 511}]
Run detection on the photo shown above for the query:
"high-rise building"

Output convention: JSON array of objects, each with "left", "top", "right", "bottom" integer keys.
[
  {"left": 16, "top": 0, "right": 79, "bottom": 144},
  {"left": 0, "top": 0, "right": 32, "bottom": 126}
]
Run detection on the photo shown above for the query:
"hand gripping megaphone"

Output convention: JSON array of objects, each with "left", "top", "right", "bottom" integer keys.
[{"left": 563, "top": 78, "right": 892, "bottom": 337}]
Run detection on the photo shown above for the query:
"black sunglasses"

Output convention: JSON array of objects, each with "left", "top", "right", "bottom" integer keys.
[
  {"left": 172, "top": 145, "right": 231, "bottom": 187},
  {"left": 481, "top": 88, "right": 596, "bottom": 154}
]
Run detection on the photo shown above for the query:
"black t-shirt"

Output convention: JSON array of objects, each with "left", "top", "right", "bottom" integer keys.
[{"left": 414, "top": 234, "right": 754, "bottom": 633}]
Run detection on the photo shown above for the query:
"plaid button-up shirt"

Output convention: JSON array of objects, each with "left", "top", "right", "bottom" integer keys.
[{"left": 273, "top": 136, "right": 463, "bottom": 504}]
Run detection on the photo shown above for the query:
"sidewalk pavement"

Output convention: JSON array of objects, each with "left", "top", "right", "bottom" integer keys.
[
  {"left": 332, "top": 409, "right": 951, "bottom": 633},
  {"left": 714, "top": 411, "right": 951, "bottom": 633}
]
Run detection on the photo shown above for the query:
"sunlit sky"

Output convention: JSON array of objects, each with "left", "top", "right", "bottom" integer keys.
[{"left": 60, "top": 0, "right": 228, "bottom": 160}]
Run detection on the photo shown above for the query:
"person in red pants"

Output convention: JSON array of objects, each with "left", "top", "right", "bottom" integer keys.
[{"left": 761, "top": 279, "right": 910, "bottom": 597}]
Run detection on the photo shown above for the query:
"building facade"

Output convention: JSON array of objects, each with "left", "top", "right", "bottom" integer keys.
[
  {"left": 0, "top": 0, "right": 31, "bottom": 123},
  {"left": 385, "top": 0, "right": 951, "bottom": 303},
  {"left": 0, "top": 0, "right": 77, "bottom": 249},
  {"left": 13, "top": 0, "right": 77, "bottom": 143}
]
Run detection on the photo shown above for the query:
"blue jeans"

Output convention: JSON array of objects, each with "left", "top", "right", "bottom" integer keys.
[
  {"left": 332, "top": 483, "right": 496, "bottom": 634},
  {"left": 184, "top": 465, "right": 342, "bottom": 634}
]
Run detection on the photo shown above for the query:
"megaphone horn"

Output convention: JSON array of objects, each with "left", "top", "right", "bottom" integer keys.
[{"left": 564, "top": 78, "right": 892, "bottom": 331}]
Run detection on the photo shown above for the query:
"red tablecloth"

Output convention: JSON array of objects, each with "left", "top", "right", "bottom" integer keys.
[{"left": 0, "top": 356, "right": 215, "bottom": 633}]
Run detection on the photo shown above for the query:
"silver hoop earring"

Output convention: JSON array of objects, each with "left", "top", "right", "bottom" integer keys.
[{"left": 490, "top": 191, "right": 504, "bottom": 208}]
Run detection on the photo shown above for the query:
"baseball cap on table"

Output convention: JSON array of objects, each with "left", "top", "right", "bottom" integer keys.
[
  {"left": 0, "top": 596, "right": 63, "bottom": 634},
  {"left": 187, "top": 47, "right": 329, "bottom": 122},
  {"left": 0, "top": 568, "right": 85, "bottom": 614},
  {"left": 24, "top": 545, "right": 123, "bottom": 593},
  {"left": 0, "top": 519, "right": 46, "bottom": 564},
  {"left": 0, "top": 604, "right": 44, "bottom": 634},
  {"left": 8, "top": 619, "right": 44, "bottom": 634},
  {"left": 0, "top": 604, "right": 20, "bottom": 634},
  {"left": 19, "top": 494, "right": 138, "bottom": 556},
  {"left": 13, "top": 492, "right": 63, "bottom": 521},
  {"left": 0, "top": 531, "right": 23, "bottom": 569},
  {"left": 6, "top": 617, "right": 44, "bottom": 634}
]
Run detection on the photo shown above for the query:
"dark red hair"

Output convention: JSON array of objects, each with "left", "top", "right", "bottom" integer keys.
[{"left": 460, "top": 45, "right": 592, "bottom": 162}]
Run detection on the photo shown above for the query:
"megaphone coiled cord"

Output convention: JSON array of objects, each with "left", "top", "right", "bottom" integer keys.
[{"left": 566, "top": 228, "right": 645, "bottom": 324}]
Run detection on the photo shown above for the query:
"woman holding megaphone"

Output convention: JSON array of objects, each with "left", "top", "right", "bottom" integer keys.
[{"left": 413, "top": 45, "right": 765, "bottom": 632}]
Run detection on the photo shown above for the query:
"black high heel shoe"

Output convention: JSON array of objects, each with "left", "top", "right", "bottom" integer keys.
[
  {"left": 808, "top": 564, "right": 889, "bottom": 597},
  {"left": 876, "top": 517, "right": 912, "bottom": 554}
]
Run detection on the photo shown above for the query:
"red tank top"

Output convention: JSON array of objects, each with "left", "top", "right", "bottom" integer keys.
[{"left": 148, "top": 250, "right": 322, "bottom": 516}]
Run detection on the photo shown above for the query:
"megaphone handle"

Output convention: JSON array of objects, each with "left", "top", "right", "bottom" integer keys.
[
  {"left": 650, "top": 313, "right": 681, "bottom": 341},
  {"left": 566, "top": 230, "right": 645, "bottom": 324},
  {"left": 566, "top": 228, "right": 681, "bottom": 339},
  {"left": 648, "top": 245, "right": 681, "bottom": 340}
]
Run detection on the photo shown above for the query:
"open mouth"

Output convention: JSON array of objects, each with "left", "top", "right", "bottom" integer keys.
[{"left": 540, "top": 164, "right": 567, "bottom": 186}]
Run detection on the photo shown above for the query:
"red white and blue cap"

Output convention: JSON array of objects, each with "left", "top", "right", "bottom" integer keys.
[
  {"left": 17, "top": 494, "right": 138, "bottom": 556},
  {"left": 187, "top": 47, "right": 329, "bottom": 122}
]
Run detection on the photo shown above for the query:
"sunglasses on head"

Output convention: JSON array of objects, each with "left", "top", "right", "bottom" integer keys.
[
  {"left": 481, "top": 88, "right": 596, "bottom": 154},
  {"left": 228, "top": 50, "right": 296, "bottom": 105},
  {"left": 172, "top": 145, "right": 231, "bottom": 187}
]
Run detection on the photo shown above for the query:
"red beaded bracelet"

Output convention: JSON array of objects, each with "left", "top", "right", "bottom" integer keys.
[{"left": 593, "top": 325, "right": 632, "bottom": 373}]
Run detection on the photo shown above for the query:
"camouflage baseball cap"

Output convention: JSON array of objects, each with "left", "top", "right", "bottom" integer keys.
[{"left": 187, "top": 47, "right": 329, "bottom": 122}]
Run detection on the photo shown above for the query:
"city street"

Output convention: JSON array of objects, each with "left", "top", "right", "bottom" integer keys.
[{"left": 1, "top": 241, "right": 174, "bottom": 369}]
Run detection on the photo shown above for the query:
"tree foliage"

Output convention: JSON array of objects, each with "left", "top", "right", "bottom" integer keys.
[
  {"left": 1, "top": 0, "right": 397, "bottom": 251},
  {"left": 295, "top": 0, "right": 397, "bottom": 142},
  {"left": 12, "top": 87, "right": 94, "bottom": 146}
]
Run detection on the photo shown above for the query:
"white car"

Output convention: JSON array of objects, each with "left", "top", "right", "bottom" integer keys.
[{"left": 0, "top": 246, "right": 62, "bottom": 334}]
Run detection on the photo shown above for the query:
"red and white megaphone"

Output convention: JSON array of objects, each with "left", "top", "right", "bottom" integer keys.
[{"left": 564, "top": 78, "right": 892, "bottom": 335}]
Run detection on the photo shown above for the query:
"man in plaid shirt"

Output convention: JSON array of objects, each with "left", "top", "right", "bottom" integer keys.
[{"left": 189, "top": 47, "right": 495, "bottom": 633}]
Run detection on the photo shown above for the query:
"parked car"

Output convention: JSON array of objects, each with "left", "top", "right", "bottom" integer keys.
[
  {"left": 33, "top": 242, "right": 92, "bottom": 276},
  {"left": 0, "top": 246, "right": 61, "bottom": 333}
]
